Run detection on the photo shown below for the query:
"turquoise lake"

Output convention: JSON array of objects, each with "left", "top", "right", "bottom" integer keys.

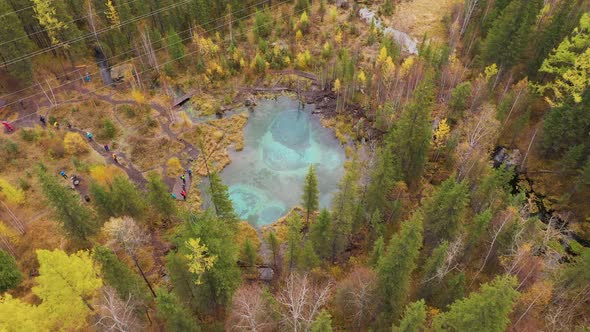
[{"left": 219, "top": 97, "right": 345, "bottom": 226}]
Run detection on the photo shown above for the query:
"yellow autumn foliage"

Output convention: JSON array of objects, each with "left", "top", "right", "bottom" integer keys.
[
  {"left": 131, "top": 89, "right": 145, "bottom": 104},
  {"left": 167, "top": 157, "right": 183, "bottom": 177},
  {"left": 0, "top": 178, "right": 25, "bottom": 205},
  {"left": 184, "top": 238, "right": 217, "bottom": 285},
  {"left": 89, "top": 164, "right": 125, "bottom": 187},
  {"left": 63, "top": 132, "right": 89, "bottom": 155}
]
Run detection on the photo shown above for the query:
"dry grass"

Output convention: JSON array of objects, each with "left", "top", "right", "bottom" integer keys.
[
  {"left": 388, "top": 0, "right": 461, "bottom": 42},
  {"left": 181, "top": 113, "right": 249, "bottom": 176},
  {"left": 128, "top": 136, "right": 184, "bottom": 171}
]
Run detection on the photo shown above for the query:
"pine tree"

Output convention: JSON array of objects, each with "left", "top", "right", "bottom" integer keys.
[
  {"left": 301, "top": 165, "right": 319, "bottom": 226},
  {"left": 465, "top": 209, "right": 493, "bottom": 253},
  {"left": 182, "top": 211, "right": 241, "bottom": 310},
  {"left": 527, "top": 0, "right": 581, "bottom": 78},
  {"left": 560, "top": 248, "right": 590, "bottom": 292},
  {"left": 92, "top": 245, "right": 149, "bottom": 303},
  {"left": 448, "top": 82, "right": 472, "bottom": 123},
  {"left": 370, "top": 209, "right": 384, "bottom": 241},
  {"left": 388, "top": 75, "right": 435, "bottom": 187},
  {"left": 433, "top": 275, "right": 519, "bottom": 332},
  {"left": 377, "top": 212, "right": 423, "bottom": 323},
  {"left": 392, "top": 300, "right": 427, "bottom": 332},
  {"left": 0, "top": 0, "right": 34, "bottom": 83},
  {"left": 147, "top": 172, "right": 177, "bottom": 219},
  {"left": 481, "top": 0, "right": 542, "bottom": 68},
  {"left": 90, "top": 181, "right": 115, "bottom": 220},
  {"left": 330, "top": 153, "right": 361, "bottom": 263},
  {"left": 287, "top": 214, "right": 303, "bottom": 271},
  {"left": 366, "top": 145, "right": 402, "bottom": 218},
  {"left": 155, "top": 288, "right": 200, "bottom": 332},
  {"left": 437, "top": 272, "right": 466, "bottom": 309},
  {"left": 241, "top": 237, "right": 257, "bottom": 273},
  {"left": 423, "top": 177, "right": 469, "bottom": 243},
  {"left": 266, "top": 230, "right": 281, "bottom": 270},
  {"left": 0, "top": 249, "right": 22, "bottom": 292},
  {"left": 167, "top": 28, "right": 185, "bottom": 63},
  {"left": 370, "top": 235, "right": 385, "bottom": 267},
  {"left": 36, "top": 165, "right": 97, "bottom": 244},
  {"left": 32, "top": 0, "right": 84, "bottom": 59},
  {"left": 209, "top": 172, "right": 237, "bottom": 224},
  {"left": 309, "top": 209, "right": 332, "bottom": 260},
  {"left": 311, "top": 310, "right": 333, "bottom": 332},
  {"left": 300, "top": 240, "right": 320, "bottom": 270},
  {"left": 110, "top": 176, "right": 146, "bottom": 220}
]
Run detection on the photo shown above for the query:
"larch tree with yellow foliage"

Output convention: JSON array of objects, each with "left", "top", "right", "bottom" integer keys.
[
  {"left": 183, "top": 238, "right": 217, "bottom": 285},
  {"left": 0, "top": 249, "right": 102, "bottom": 331}
]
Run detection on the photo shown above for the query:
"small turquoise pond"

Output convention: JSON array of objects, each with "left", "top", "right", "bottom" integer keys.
[{"left": 219, "top": 97, "right": 345, "bottom": 226}]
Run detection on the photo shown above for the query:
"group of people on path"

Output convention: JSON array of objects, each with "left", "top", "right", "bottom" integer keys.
[
  {"left": 172, "top": 169, "right": 193, "bottom": 201},
  {"left": 39, "top": 116, "right": 121, "bottom": 164}
]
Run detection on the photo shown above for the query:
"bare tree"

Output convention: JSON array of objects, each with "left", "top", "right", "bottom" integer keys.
[
  {"left": 460, "top": 0, "right": 479, "bottom": 36},
  {"left": 226, "top": 285, "right": 275, "bottom": 332},
  {"left": 333, "top": 267, "right": 378, "bottom": 332},
  {"left": 456, "top": 104, "right": 500, "bottom": 181},
  {"left": 95, "top": 287, "right": 143, "bottom": 332},
  {"left": 276, "top": 273, "right": 332, "bottom": 332},
  {"left": 103, "top": 217, "right": 156, "bottom": 297}
]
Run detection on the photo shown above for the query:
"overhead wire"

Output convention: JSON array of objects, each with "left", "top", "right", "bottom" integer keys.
[
  {"left": 0, "top": 0, "right": 147, "bottom": 48},
  {"left": 0, "top": 0, "right": 272, "bottom": 102},
  {"left": 2, "top": 0, "right": 294, "bottom": 114},
  {"left": 1, "top": 0, "right": 193, "bottom": 68}
]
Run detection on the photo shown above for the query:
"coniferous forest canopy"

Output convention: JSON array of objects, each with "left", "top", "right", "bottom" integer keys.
[{"left": 0, "top": 0, "right": 590, "bottom": 331}]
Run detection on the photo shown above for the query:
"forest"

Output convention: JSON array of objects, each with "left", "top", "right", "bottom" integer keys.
[{"left": 0, "top": 0, "right": 589, "bottom": 331}]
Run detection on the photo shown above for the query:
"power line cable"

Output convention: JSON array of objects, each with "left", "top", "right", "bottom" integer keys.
[
  {"left": 0, "top": 0, "right": 271, "bottom": 101},
  {"left": 2, "top": 0, "right": 292, "bottom": 113}
]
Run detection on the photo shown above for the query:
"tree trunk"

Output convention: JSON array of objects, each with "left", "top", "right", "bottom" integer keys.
[{"left": 132, "top": 255, "right": 157, "bottom": 298}]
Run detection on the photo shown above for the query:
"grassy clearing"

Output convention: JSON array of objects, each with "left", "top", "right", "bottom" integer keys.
[{"left": 388, "top": 0, "right": 461, "bottom": 42}]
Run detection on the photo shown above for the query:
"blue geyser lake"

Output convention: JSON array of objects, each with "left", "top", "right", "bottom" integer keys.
[{"left": 216, "top": 97, "right": 345, "bottom": 226}]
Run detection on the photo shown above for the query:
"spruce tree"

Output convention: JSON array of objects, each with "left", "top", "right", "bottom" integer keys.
[
  {"left": 0, "top": 249, "right": 22, "bottom": 292},
  {"left": 209, "top": 172, "right": 237, "bottom": 224},
  {"left": 300, "top": 240, "right": 320, "bottom": 270},
  {"left": 110, "top": 176, "right": 146, "bottom": 220},
  {"left": 0, "top": 0, "right": 34, "bottom": 84},
  {"left": 147, "top": 172, "right": 177, "bottom": 219},
  {"left": 366, "top": 145, "right": 401, "bottom": 218},
  {"left": 482, "top": 0, "right": 543, "bottom": 68},
  {"left": 433, "top": 275, "right": 519, "bottom": 332},
  {"left": 377, "top": 212, "right": 423, "bottom": 324},
  {"left": 309, "top": 209, "right": 332, "bottom": 260},
  {"left": 36, "top": 165, "right": 97, "bottom": 244},
  {"left": 388, "top": 75, "right": 435, "bottom": 187},
  {"left": 370, "top": 235, "right": 385, "bottom": 267},
  {"left": 330, "top": 154, "right": 360, "bottom": 263},
  {"left": 266, "top": 230, "right": 281, "bottom": 270},
  {"left": 311, "top": 310, "right": 333, "bottom": 332},
  {"left": 419, "top": 241, "right": 449, "bottom": 303},
  {"left": 166, "top": 28, "right": 185, "bottom": 62},
  {"left": 301, "top": 165, "right": 319, "bottom": 227},
  {"left": 392, "top": 300, "right": 427, "bottom": 332},
  {"left": 423, "top": 177, "right": 469, "bottom": 243},
  {"left": 155, "top": 288, "right": 200, "bottom": 332},
  {"left": 437, "top": 272, "right": 466, "bottom": 309},
  {"left": 92, "top": 246, "right": 149, "bottom": 302},
  {"left": 90, "top": 182, "right": 115, "bottom": 220},
  {"left": 183, "top": 211, "right": 241, "bottom": 310},
  {"left": 287, "top": 214, "right": 303, "bottom": 271}
]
